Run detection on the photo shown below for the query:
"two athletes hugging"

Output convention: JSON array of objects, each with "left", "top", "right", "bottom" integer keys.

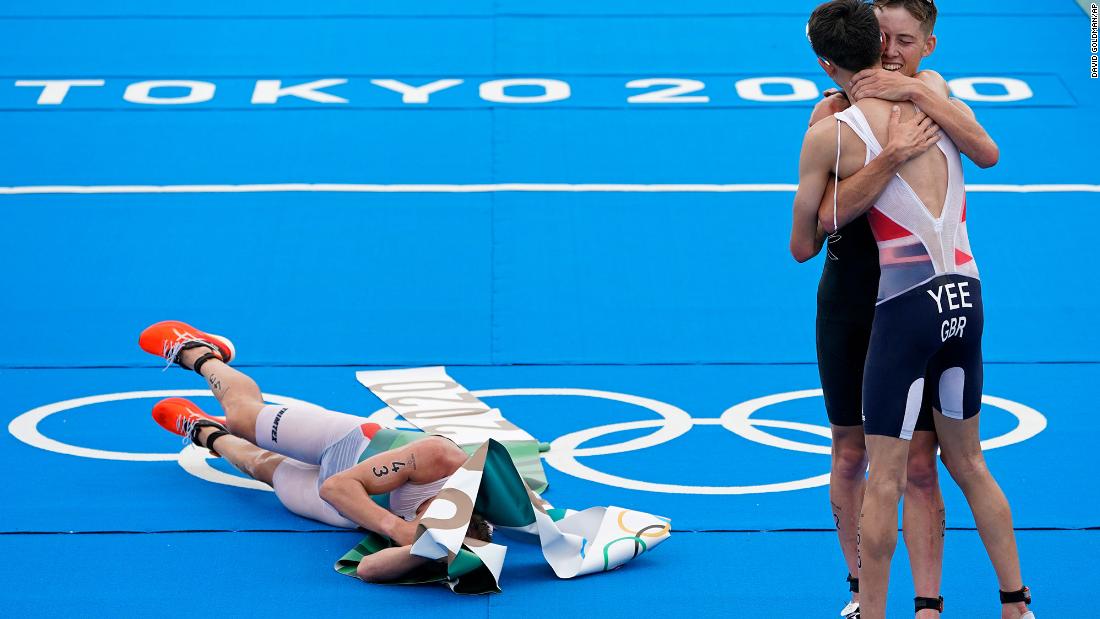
[{"left": 791, "top": 1, "right": 1035, "bottom": 618}]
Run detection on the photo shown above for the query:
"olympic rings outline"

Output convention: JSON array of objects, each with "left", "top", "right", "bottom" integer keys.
[
  {"left": 7, "top": 386, "right": 1047, "bottom": 496},
  {"left": 540, "top": 390, "right": 1047, "bottom": 494},
  {"left": 6, "top": 389, "right": 325, "bottom": 491},
  {"left": 617, "top": 510, "right": 671, "bottom": 538}
]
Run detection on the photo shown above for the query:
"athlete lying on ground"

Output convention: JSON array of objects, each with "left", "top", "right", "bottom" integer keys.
[{"left": 139, "top": 320, "right": 492, "bottom": 583}]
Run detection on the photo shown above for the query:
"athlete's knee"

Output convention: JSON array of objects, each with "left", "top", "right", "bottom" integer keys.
[
  {"left": 223, "top": 409, "right": 252, "bottom": 438},
  {"left": 222, "top": 397, "right": 264, "bottom": 434},
  {"left": 867, "top": 469, "right": 907, "bottom": 503},
  {"left": 222, "top": 391, "right": 264, "bottom": 416},
  {"left": 833, "top": 443, "right": 869, "bottom": 480},
  {"left": 831, "top": 429, "right": 868, "bottom": 480},
  {"left": 906, "top": 451, "right": 940, "bottom": 495},
  {"left": 245, "top": 451, "right": 285, "bottom": 485},
  {"left": 942, "top": 451, "right": 989, "bottom": 485}
]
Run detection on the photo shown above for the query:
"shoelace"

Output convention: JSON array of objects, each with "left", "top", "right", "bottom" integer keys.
[
  {"left": 160, "top": 337, "right": 213, "bottom": 372},
  {"left": 173, "top": 413, "right": 206, "bottom": 449}
]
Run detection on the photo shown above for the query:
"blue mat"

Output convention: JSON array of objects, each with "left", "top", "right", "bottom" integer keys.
[
  {"left": 0, "top": 529, "right": 1087, "bottom": 617},
  {"left": 2, "top": 0, "right": 1094, "bottom": 615}
]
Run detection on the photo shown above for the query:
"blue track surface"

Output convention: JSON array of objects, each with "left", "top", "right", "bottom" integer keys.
[{"left": 2, "top": 0, "right": 1096, "bottom": 616}]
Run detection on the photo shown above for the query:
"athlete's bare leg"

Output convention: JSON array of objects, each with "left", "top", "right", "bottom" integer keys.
[
  {"left": 933, "top": 411, "right": 1030, "bottom": 619},
  {"left": 904, "top": 430, "right": 945, "bottom": 617},
  {"left": 830, "top": 424, "right": 868, "bottom": 603},
  {"left": 193, "top": 425, "right": 286, "bottom": 486},
  {"left": 178, "top": 347, "right": 265, "bottom": 443},
  {"left": 859, "top": 434, "right": 911, "bottom": 619}
]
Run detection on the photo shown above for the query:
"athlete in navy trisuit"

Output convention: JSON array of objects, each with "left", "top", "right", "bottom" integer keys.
[
  {"left": 791, "top": 2, "right": 1034, "bottom": 619},
  {"left": 800, "top": 1, "right": 1000, "bottom": 617}
]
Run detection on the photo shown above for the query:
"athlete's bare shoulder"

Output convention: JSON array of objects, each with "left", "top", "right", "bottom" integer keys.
[
  {"left": 802, "top": 113, "right": 844, "bottom": 162},
  {"left": 808, "top": 110, "right": 839, "bottom": 132}
]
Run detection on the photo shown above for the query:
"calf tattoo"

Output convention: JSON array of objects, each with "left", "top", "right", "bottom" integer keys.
[{"left": 206, "top": 372, "right": 230, "bottom": 398}]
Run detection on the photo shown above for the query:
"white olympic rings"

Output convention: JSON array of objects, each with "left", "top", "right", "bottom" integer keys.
[
  {"left": 6, "top": 389, "right": 325, "bottom": 492},
  {"left": 7, "top": 387, "right": 1047, "bottom": 496}
]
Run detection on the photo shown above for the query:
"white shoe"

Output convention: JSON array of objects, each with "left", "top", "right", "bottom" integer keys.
[{"left": 839, "top": 601, "right": 860, "bottom": 618}]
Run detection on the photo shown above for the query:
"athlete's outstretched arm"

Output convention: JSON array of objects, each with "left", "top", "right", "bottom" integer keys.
[
  {"left": 817, "top": 106, "right": 942, "bottom": 233},
  {"left": 320, "top": 437, "right": 467, "bottom": 545},
  {"left": 791, "top": 121, "right": 832, "bottom": 263},
  {"left": 848, "top": 68, "right": 999, "bottom": 168}
]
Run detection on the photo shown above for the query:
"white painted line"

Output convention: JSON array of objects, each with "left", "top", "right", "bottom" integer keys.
[
  {"left": 963, "top": 184, "right": 1100, "bottom": 193},
  {"left": 0, "top": 183, "right": 1097, "bottom": 195}
]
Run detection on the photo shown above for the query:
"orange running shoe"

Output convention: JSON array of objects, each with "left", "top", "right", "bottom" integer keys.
[
  {"left": 139, "top": 320, "right": 236, "bottom": 372},
  {"left": 152, "top": 397, "right": 229, "bottom": 456}
]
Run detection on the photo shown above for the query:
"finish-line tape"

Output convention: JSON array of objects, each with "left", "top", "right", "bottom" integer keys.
[{"left": 1, "top": 183, "right": 1098, "bottom": 195}]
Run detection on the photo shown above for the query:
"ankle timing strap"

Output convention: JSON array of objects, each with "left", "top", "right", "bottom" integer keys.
[
  {"left": 203, "top": 430, "right": 230, "bottom": 457},
  {"left": 191, "top": 351, "right": 221, "bottom": 376},
  {"left": 188, "top": 419, "right": 229, "bottom": 457},
  {"left": 915, "top": 596, "right": 944, "bottom": 612},
  {"left": 1000, "top": 586, "right": 1031, "bottom": 605},
  {"left": 847, "top": 574, "right": 859, "bottom": 593}
]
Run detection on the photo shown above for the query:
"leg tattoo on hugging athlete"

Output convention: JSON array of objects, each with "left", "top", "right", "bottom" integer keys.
[
  {"left": 856, "top": 518, "right": 863, "bottom": 569},
  {"left": 832, "top": 500, "right": 843, "bottom": 529}
]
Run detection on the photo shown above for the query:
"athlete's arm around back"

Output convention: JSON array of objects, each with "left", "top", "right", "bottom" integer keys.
[
  {"left": 804, "top": 71, "right": 994, "bottom": 235},
  {"left": 850, "top": 68, "right": 999, "bottom": 167},
  {"left": 816, "top": 104, "right": 942, "bottom": 233}
]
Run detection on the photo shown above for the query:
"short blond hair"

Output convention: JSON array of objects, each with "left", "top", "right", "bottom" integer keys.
[{"left": 874, "top": 0, "right": 937, "bottom": 35}]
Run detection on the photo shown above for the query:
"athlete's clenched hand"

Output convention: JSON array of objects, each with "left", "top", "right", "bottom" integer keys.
[{"left": 390, "top": 518, "right": 420, "bottom": 546}]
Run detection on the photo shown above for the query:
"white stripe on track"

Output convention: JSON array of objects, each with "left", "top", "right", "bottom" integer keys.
[{"left": 0, "top": 183, "right": 1097, "bottom": 195}]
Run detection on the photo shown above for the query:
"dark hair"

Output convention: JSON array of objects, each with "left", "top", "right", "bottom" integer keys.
[
  {"left": 874, "top": 0, "right": 937, "bottom": 35},
  {"left": 808, "top": 0, "right": 883, "bottom": 72},
  {"left": 467, "top": 513, "right": 494, "bottom": 543}
]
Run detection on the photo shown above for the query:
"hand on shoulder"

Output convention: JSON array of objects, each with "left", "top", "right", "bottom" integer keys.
[
  {"left": 849, "top": 68, "right": 920, "bottom": 102},
  {"left": 808, "top": 92, "right": 851, "bottom": 127}
]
